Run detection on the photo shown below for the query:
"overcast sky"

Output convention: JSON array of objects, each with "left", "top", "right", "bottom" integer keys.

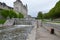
[{"left": 0, "top": 0, "right": 59, "bottom": 17}]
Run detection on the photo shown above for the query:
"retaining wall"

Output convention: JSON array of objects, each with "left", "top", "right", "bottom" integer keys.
[
  {"left": 0, "top": 25, "right": 36, "bottom": 40},
  {"left": 43, "top": 22, "right": 60, "bottom": 36}
]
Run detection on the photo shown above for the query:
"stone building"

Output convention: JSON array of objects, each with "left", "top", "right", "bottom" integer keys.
[
  {"left": 14, "top": 0, "right": 28, "bottom": 18},
  {"left": 0, "top": 0, "right": 28, "bottom": 18}
]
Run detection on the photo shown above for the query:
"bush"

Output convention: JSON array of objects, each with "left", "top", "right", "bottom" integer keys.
[
  {"left": 0, "top": 9, "right": 9, "bottom": 18},
  {"left": 0, "top": 19, "right": 6, "bottom": 24},
  {"left": 0, "top": 9, "right": 24, "bottom": 19},
  {"left": 17, "top": 12, "right": 24, "bottom": 18},
  {"left": 9, "top": 10, "right": 18, "bottom": 18}
]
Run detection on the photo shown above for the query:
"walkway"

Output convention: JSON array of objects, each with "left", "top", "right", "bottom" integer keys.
[{"left": 36, "top": 26, "right": 60, "bottom": 40}]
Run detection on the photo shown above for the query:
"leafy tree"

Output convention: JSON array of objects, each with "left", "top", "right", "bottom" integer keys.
[
  {"left": 0, "top": 9, "right": 24, "bottom": 19},
  {"left": 18, "top": 12, "right": 24, "bottom": 18},
  {"left": 43, "top": 1, "right": 60, "bottom": 19},
  {"left": 9, "top": 10, "right": 18, "bottom": 18},
  {"left": 0, "top": 9, "right": 9, "bottom": 18},
  {"left": 43, "top": 13, "right": 49, "bottom": 19},
  {"left": 37, "top": 12, "right": 43, "bottom": 19}
]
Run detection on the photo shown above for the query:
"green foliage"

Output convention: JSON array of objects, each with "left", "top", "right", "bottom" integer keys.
[
  {"left": 0, "top": 9, "right": 9, "bottom": 18},
  {"left": 9, "top": 10, "right": 18, "bottom": 18},
  {"left": 0, "top": 19, "right": 6, "bottom": 24},
  {"left": 0, "top": 9, "right": 24, "bottom": 19},
  {"left": 43, "top": 13, "right": 49, "bottom": 19},
  {"left": 18, "top": 13, "right": 24, "bottom": 18},
  {"left": 43, "top": 1, "right": 60, "bottom": 19},
  {"left": 37, "top": 12, "right": 43, "bottom": 19}
]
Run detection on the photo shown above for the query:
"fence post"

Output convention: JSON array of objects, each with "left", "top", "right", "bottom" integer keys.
[{"left": 37, "top": 20, "right": 39, "bottom": 28}]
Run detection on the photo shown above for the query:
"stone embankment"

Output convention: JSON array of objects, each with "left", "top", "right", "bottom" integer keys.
[
  {"left": 0, "top": 24, "right": 37, "bottom": 40},
  {"left": 36, "top": 20, "right": 60, "bottom": 40},
  {"left": 43, "top": 22, "right": 60, "bottom": 36},
  {"left": 4, "top": 19, "right": 14, "bottom": 26},
  {"left": 0, "top": 18, "right": 37, "bottom": 40}
]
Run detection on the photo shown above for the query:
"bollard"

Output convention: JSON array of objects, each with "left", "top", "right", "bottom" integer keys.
[{"left": 50, "top": 28, "right": 54, "bottom": 34}]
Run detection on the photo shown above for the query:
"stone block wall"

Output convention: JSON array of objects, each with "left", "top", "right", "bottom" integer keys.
[
  {"left": 43, "top": 22, "right": 60, "bottom": 36},
  {"left": 0, "top": 25, "right": 35, "bottom": 40}
]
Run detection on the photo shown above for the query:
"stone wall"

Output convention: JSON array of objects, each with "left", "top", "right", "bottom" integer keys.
[
  {"left": 0, "top": 25, "right": 36, "bottom": 40},
  {"left": 14, "top": 18, "right": 35, "bottom": 25},
  {"left": 0, "top": 18, "right": 37, "bottom": 40},
  {"left": 43, "top": 22, "right": 60, "bottom": 36},
  {"left": 4, "top": 19, "right": 15, "bottom": 26},
  {"left": 26, "top": 20, "right": 37, "bottom": 40}
]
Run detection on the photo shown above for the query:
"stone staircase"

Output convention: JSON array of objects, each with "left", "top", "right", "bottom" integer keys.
[
  {"left": 4, "top": 19, "right": 14, "bottom": 26},
  {"left": 0, "top": 18, "right": 37, "bottom": 40}
]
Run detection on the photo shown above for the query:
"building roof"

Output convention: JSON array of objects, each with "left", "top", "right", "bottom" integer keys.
[
  {"left": 0, "top": 2, "right": 2, "bottom": 5},
  {"left": 0, "top": 2, "right": 13, "bottom": 9},
  {"left": 17, "top": 0, "right": 20, "bottom": 1},
  {"left": 7, "top": 6, "right": 13, "bottom": 9},
  {"left": 23, "top": 4, "right": 27, "bottom": 10},
  {"left": 0, "top": 2, "right": 6, "bottom": 6},
  {"left": 16, "top": 0, "right": 22, "bottom": 3},
  {"left": 2, "top": 3, "right": 6, "bottom": 6}
]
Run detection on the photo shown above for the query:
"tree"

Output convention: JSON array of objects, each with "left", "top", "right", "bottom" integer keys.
[
  {"left": 0, "top": 9, "right": 9, "bottom": 18},
  {"left": 37, "top": 12, "right": 43, "bottom": 19},
  {"left": 43, "top": 1, "right": 60, "bottom": 19},
  {"left": 0, "top": 8, "right": 24, "bottom": 19},
  {"left": 0, "top": 9, "right": 18, "bottom": 19},
  {"left": 43, "top": 13, "right": 49, "bottom": 19},
  {"left": 9, "top": 10, "right": 18, "bottom": 19},
  {"left": 18, "top": 12, "right": 24, "bottom": 18}
]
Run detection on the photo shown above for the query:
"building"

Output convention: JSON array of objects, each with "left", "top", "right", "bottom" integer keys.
[
  {"left": 14, "top": 0, "right": 28, "bottom": 18},
  {"left": 0, "top": 2, "right": 13, "bottom": 10},
  {"left": 0, "top": 0, "right": 28, "bottom": 18}
]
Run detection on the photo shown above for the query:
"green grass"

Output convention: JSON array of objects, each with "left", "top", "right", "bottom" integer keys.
[
  {"left": 0, "top": 19, "right": 6, "bottom": 24},
  {"left": 53, "top": 21, "right": 60, "bottom": 23},
  {"left": 43, "top": 20, "right": 50, "bottom": 22}
]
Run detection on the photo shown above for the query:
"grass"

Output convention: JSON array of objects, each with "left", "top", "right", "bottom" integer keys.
[
  {"left": 52, "top": 21, "right": 60, "bottom": 23},
  {"left": 43, "top": 20, "right": 50, "bottom": 23},
  {"left": 0, "top": 19, "right": 6, "bottom": 24}
]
